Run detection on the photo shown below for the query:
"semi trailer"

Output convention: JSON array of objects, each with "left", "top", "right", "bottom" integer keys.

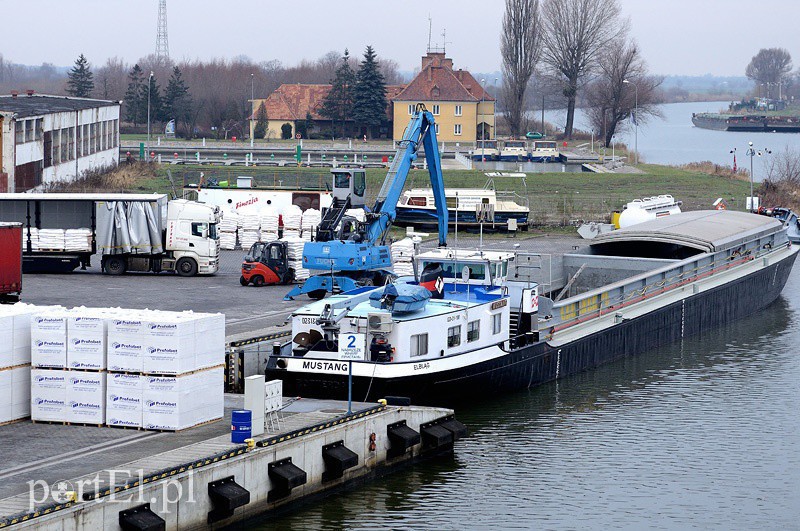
[{"left": 0, "top": 193, "right": 220, "bottom": 276}]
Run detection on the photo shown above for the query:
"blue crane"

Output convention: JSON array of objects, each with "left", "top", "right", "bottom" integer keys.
[{"left": 285, "top": 104, "right": 448, "bottom": 300}]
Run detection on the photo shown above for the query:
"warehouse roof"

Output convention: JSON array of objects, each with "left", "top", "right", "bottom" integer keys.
[
  {"left": 590, "top": 210, "right": 783, "bottom": 253},
  {"left": 0, "top": 94, "right": 119, "bottom": 118}
]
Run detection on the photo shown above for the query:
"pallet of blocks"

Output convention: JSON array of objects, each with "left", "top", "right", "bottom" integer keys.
[{"left": 0, "top": 303, "right": 43, "bottom": 424}]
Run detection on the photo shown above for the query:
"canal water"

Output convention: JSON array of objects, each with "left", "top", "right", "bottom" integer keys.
[
  {"left": 550, "top": 101, "right": 800, "bottom": 172},
  {"left": 253, "top": 267, "right": 800, "bottom": 530}
]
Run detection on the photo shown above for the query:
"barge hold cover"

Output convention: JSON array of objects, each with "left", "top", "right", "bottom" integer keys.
[{"left": 591, "top": 210, "right": 783, "bottom": 253}]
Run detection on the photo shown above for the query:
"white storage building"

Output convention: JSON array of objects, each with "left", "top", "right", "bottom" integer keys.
[{"left": 0, "top": 92, "right": 120, "bottom": 192}]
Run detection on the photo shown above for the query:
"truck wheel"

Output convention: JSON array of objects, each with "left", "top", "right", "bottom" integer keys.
[
  {"left": 105, "top": 257, "right": 126, "bottom": 275},
  {"left": 239, "top": 276, "right": 249, "bottom": 286},
  {"left": 252, "top": 275, "right": 265, "bottom": 287},
  {"left": 283, "top": 269, "right": 296, "bottom": 285},
  {"left": 308, "top": 289, "right": 327, "bottom": 300},
  {"left": 176, "top": 257, "right": 198, "bottom": 277}
]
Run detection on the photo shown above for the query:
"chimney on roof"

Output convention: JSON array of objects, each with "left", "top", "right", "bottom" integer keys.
[
  {"left": 10, "top": 90, "right": 18, "bottom": 98},
  {"left": 457, "top": 70, "right": 463, "bottom": 81},
  {"left": 26, "top": 89, "right": 34, "bottom": 97},
  {"left": 427, "top": 67, "right": 432, "bottom": 81}
]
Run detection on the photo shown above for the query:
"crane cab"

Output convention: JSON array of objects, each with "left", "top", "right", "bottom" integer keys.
[{"left": 331, "top": 169, "right": 366, "bottom": 209}]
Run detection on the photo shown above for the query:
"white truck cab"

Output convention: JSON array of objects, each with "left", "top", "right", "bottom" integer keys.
[{"left": 165, "top": 199, "right": 221, "bottom": 275}]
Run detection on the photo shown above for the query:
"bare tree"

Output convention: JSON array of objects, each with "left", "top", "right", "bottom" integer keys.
[
  {"left": 379, "top": 57, "right": 404, "bottom": 85},
  {"left": 745, "top": 48, "right": 793, "bottom": 98},
  {"left": 501, "top": 0, "right": 541, "bottom": 137},
  {"left": 541, "top": 0, "right": 626, "bottom": 138},
  {"left": 584, "top": 38, "right": 662, "bottom": 147}
]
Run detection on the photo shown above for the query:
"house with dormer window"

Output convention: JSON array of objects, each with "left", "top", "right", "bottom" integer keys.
[{"left": 390, "top": 52, "right": 495, "bottom": 143}]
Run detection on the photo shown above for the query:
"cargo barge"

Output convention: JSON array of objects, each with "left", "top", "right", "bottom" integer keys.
[
  {"left": 266, "top": 210, "right": 798, "bottom": 404},
  {"left": 692, "top": 112, "right": 800, "bottom": 132}
]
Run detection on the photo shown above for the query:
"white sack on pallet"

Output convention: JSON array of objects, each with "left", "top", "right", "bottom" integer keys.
[{"left": 282, "top": 205, "right": 302, "bottom": 230}]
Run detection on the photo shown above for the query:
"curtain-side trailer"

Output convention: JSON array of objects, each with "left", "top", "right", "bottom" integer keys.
[
  {"left": 0, "top": 193, "right": 220, "bottom": 276},
  {"left": 0, "top": 222, "right": 22, "bottom": 302}
]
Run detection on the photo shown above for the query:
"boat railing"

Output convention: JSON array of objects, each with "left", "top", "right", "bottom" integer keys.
[{"left": 543, "top": 236, "right": 784, "bottom": 336}]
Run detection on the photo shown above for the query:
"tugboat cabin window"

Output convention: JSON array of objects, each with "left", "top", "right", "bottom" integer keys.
[
  {"left": 437, "top": 263, "right": 486, "bottom": 281},
  {"left": 447, "top": 325, "right": 461, "bottom": 348},
  {"left": 492, "top": 313, "right": 502, "bottom": 334},
  {"left": 411, "top": 333, "right": 428, "bottom": 357},
  {"left": 467, "top": 320, "right": 480, "bottom": 342}
]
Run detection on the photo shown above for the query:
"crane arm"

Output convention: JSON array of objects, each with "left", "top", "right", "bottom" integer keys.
[{"left": 367, "top": 104, "right": 448, "bottom": 247}]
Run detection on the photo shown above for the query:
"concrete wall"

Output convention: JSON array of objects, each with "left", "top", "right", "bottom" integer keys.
[{"left": 17, "top": 406, "right": 453, "bottom": 530}]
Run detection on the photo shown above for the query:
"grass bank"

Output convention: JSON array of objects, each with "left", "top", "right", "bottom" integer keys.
[{"left": 82, "top": 163, "right": 751, "bottom": 226}]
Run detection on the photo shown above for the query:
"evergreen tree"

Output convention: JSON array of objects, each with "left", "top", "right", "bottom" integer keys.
[
  {"left": 147, "top": 73, "right": 164, "bottom": 126},
  {"left": 253, "top": 104, "right": 268, "bottom": 139},
  {"left": 352, "top": 46, "right": 387, "bottom": 138},
  {"left": 124, "top": 64, "right": 145, "bottom": 125},
  {"left": 66, "top": 54, "right": 94, "bottom": 97},
  {"left": 163, "top": 67, "right": 193, "bottom": 137},
  {"left": 319, "top": 50, "right": 356, "bottom": 137}
]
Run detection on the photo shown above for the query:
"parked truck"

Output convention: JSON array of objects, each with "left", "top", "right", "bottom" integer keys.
[
  {"left": 0, "top": 193, "right": 220, "bottom": 276},
  {"left": 0, "top": 222, "right": 23, "bottom": 302}
]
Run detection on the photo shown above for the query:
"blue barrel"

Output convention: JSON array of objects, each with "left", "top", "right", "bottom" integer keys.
[{"left": 231, "top": 409, "right": 252, "bottom": 443}]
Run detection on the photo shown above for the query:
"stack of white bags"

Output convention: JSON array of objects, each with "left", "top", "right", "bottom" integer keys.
[
  {"left": 391, "top": 238, "right": 416, "bottom": 276},
  {"left": 282, "top": 205, "right": 302, "bottom": 239},
  {"left": 0, "top": 303, "right": 44, "bottom": 424},
  {"left": 37, "top": 229, "right": 66, "bottom": 251},
  {"left": 23, "top": 305, "right": 225, "bottom": 431},
  {"left": 64, "top": 228, "right": 93, "bottom": 252},
  {"left": 300, "top": 208, "right": 321, "bottom": 241},
  {"left": 218, "top": 212, "right": 239, "bottom": 250},
  {"left": 281, "top": 236, "right": 308, "bottom": 281},
  {"left": 259, "top": 207, "right": 280, "bottom": 242},
  {"left": 21, "top": 228, "right": 39, "bottom": 250},
  {"left": 239, "top": 213, "right": 261, "bottom": 250}
]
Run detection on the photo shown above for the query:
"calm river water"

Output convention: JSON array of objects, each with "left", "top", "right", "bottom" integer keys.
[
  {"left": 252, "top": 267, "right": 800, "bottom": 529},
  {"left": 550, "top": 101, "right": 800, "bottom": 173}
]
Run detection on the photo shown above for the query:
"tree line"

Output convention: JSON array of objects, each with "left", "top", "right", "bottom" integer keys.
[{"left": 0, "top": 50, "right": 402, "bottom": 139}]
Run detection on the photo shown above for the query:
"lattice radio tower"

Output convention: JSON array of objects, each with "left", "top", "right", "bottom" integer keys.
[{"left": 155, "top": 0, "right": 170, "bottom": 64}]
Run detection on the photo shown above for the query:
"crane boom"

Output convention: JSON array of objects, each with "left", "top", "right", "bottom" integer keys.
[
  {"left": 284, "top": 104, "right": 448, "bottom": 300},
  {"left": 370, "top": 104, "right": 448, "bottom": 246}
]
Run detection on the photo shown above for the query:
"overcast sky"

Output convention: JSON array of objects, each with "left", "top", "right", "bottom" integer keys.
[{"left": 2, "top": 0, "right": 797, "bottom": 77}]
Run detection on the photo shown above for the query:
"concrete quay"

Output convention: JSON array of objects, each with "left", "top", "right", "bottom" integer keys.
[{"left": 0, "top": 397, "right": 464, "bottom": 530}]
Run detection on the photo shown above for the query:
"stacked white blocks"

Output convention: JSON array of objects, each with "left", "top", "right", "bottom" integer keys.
[
  {"left": 1, "top": 303, "right": 40, "bottom": 424},
  {"left": 20, "top": 305, "right": 225, "bottom": 431},
  {"left": 300, "top": 208, "right": 321, "bottom": 241},
  {"left": 106, "top": 309, "right": 225, "bottom": 431}
]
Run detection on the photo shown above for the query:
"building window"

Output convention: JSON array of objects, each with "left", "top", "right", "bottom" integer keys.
[
  {"left": 454, "top": 124, "right": 462, "bottom": 136},
  {"left": 467, "top": 320, "right": 480, "bottom": 342},
  {"left": 76, "top": 126, "right": 82, "bottom": 158},
  {"left": 447, "top": 325, "right": 461, "bottom": 348},
  {"left": 492, "top": 313, "right": 502, "bottom": 335},
  {"left": 435, "top": 123, "right": 439, "bottom": 134},
  {"left": 455, "top": 105, "right": 462, "bottom": 116},
  {"left": 432, "top": 104, "right": 440, "bottom": 115},
  {"left": 35, "top": 119, "right": 43, "bottom": 141},
  {"left": 52, "top": 130, "right": 60, "bottom": 163},
  {"left": 25, "top": 120, "right": 35, "bottom": 142},
  {"left": 411, "top": 333, "right": 428, "bottom": 357},
  {"left": 408, "top": 104, "right": 414, "bottom": 115},
  {"left": 15, "top": 122, "right": 24, "bottom": 144}
]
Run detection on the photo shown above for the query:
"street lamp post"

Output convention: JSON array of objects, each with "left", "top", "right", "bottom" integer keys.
[
  {"left": 623, "top": 79, "right": 638, "bottom": 165},
  {"left": 147, "top": 71, "right": 153, "bottom": 160},
  {"left": 250, "top": 73, "right": 255, "bottom": 148},
  {"left": 745, "top": 142, "right": 771, "bottom": 211}
]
